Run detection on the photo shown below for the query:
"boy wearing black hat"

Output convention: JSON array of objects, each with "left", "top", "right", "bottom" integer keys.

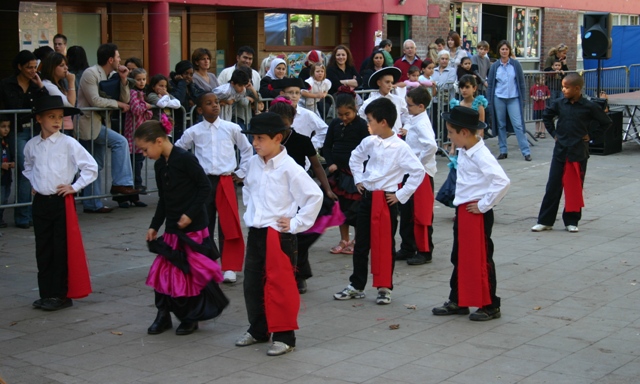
[
  {"left": 334, "top": 98, "right": 424, "bottom": 305},
  {"left": 358, "top": 67, "right": 408, "bottom": 134},
  {"left": 432, "top": 106, "right": 510, "bottom": 321},
  {"left": 235, "top": 112, "right": 323, "bottom": 356},
  {"left": 23, "top": 95, "right": 98, "bottom": 311}
]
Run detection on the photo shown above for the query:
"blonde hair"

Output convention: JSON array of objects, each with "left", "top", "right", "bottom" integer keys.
[
  {"left": 309, "top": 62, "right": 326, "bottom": 81},
  {"left": 548, "top": 43, "right": 568, "bottom": 57}
]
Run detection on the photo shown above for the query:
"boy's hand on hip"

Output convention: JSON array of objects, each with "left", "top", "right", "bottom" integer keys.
[
  {"left": 56, "top": 184, "right": 75, "bottom": 196},
  {"left": 466, "top": 202, "right": 481, "bottom": 214},
  {"left": 385, "top": 192, "right": 399, "bottom": 205},
  {"left": 277, "top": 217, "right": 291, "bottom": 232}
]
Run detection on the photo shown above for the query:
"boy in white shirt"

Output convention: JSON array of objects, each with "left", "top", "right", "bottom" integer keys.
[
  {"left": 432, "top": 106, "right": 510, "bottom": 321},
  {"left": 397, "top": 87, "right": 438, "bottom": 266},
  {"left": 175, "top": 93, "right": 253, "bottom": 284},
  {"left": 334, "top": 98, "right": 425, "bottom": 305},
  {"left": 213, "top": 69, "right": 249, "bottom": 122},
  {"left": 24, "top": 95, "right": 98, "bottom": 311},
  {"left": 234, "top": 112, "right": 323, "bottom": 356},
  {"left": 358, "top": 67, "right": 408, "bottom": 134}
]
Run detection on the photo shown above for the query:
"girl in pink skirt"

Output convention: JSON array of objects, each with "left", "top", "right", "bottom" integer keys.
[{"left": 134, "top": 120, "right": 228, "bottom": 336}]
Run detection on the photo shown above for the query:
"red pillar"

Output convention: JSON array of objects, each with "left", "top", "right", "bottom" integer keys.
[
  {"left": 350, "top": 13, "right": 383, "bottom": 69},
  {"left": 148, "top": 2, "right": 170, "bottom": 76}
]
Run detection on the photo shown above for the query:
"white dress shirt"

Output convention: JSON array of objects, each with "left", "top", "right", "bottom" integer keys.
[
  {"left": 175, "top": 117, "right": 252, "bottom": 178},
  {"left": 291, "top": 107, "right": 328, "bottom": 150},
  {"left": 453, "top": 138, "right": 510, "bottom": 213},
  {"left": 218, "top": 64, "right": 262, "bottom": 90},
  {"left": 23, "top": 131, "right": 98, "bottom": 195},
  {"left": 242, "top": 147, "right": 323, "bottom": 234},
  {"left": 358, "top": 91, "right": 408, "bottom": 133},
  {"left": 404, "top": 111, "right": 438, "bottom": 178},
  {"left": 350, "top": 134, "right": 425, "bottom": 204}
]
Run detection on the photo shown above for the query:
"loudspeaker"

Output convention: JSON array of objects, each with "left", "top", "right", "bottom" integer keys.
[
  {"left": 589, "top": 111, "right": 622, "bottom": 155},
  {"left": 583, "top": 13, "right": 612, "bottom": 59}
]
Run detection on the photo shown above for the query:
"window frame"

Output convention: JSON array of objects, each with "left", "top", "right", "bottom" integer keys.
[
  {"left": 264, "top": 11, "right": 340, "bottom": 52},
  {"left": 510, "top": 6, "right": 541, "bottom": 61}
]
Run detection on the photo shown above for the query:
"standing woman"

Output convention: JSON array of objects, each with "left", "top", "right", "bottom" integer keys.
[
  {"left": 0, "top": 50, "right": 49, "bottom": 229},
  {"left": 360, "top": 50, "right": 387, "bottom": 90},
  {"left": 487, "top": 40, "right": 531, "bottom": 161},
  {"left": 447, "top": 33, "right": 468, "bottom": 69},
  {"left": 544, "top": 43, "right": 569, "bottom": 72},
  {"left": 326, "top": 45, "right": 362, "bottom": 95},
  {"left": 191, "top": 48, "right": 220, "bottom": 93},
  {"left": 39, "top": 53, "right": 76, "bottom": 134}
]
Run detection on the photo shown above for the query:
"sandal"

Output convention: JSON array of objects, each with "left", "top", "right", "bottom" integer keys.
[
  {"left": 534, "top": 132, "right": 541, "bottom": 138},
  {"left": 330, "top": 240, "right": 349, "bottom": 254},
  {"left": 539, "top": 133, "right": 546, "bottom": 139},
  {"left": 341, "top": 240, "right": 355, "bottom": 255}
]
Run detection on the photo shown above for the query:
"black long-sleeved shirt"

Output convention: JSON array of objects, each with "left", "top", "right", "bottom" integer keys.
[
  {"left": 543, "top": 96, "right": 611, "bottom": 162},
  {"left": 150, "top": 146, "right": 212, "bottom": 233},
  {"left": 326, "top": 65, "right": 362, "bottom": 94},
  {"left": 323, "top": 115, "right": 369, "bottom": 170}
]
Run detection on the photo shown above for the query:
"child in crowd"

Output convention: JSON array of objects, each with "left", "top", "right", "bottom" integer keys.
[
  {"left": 420, "top": 59, "right": 437, "bottom": 110},
  {"left": 235, "top": 112, "right": 323, "bottom": 356},
  {"left": 530, "top": 75, "right": 550, "bottom": 138},
  {"left": 544, "top": 60, "right": 566, "bottom": 106},
  {"left": 301, "top": 62, "right": 332, "bottom": 119},
  {"left": 213, "top": 69, "right": 250, "bottom": 122},
  {"left": 24, "top": 95, "right": 98, "bottom": 311},
  {"left": 260, "top": 58, "right": 288, "bottom": 99},
  {"left": 324, "top": 90, "right": 370, "bottom": 255},
  {"left": 532, "top": 73, "right": 611, "bottom": 234},
  {"left": 136, "top": 120, "right": 228, "bottom": 336},
  {"left": 358, "top": 67, "right": 408, "bottom": 134},
  {"left": 435, "top": 38, "right": 446, "bottom": 52},
  {"left": 175, "top": 93, "right": 252, "bottom": 284},
  {"left": 0, "top": 115, "right": 14, "bottom": 228},
  {"left": 232, "top": 66, "right": 260, "bottom": 129},
  {"left": 456, "top": 57, "right": 481, "bottom": 86},
  {"left": 397, "top": 87, "right": 438, "bottom": 266},
  {"left": 169, "top": 60, "right": 206, "bottom": 140},
  {"left": 335, "top": 98, "right": 425, "bottom": 305},
  {"left": 399, "top": 66, "right": 423, "bottom": 91},
  {"left": 268, "top": 97, "right": 337, "bottom": 293},
  {"left": 432, "top": 106, "right": 510, "bottom": 321},
  {"left": 120, "top": 68, "right": 151, "bottom": 208},
  {"left": 147, "top": 74, "right": 182, "bottom": 114},
  {"left": 275, "top": 77, "right": 328, "bottom": 151},
  {"left": 450, "top": 74, "right": 488, "bottom": 143},
  {"left": 471, "top": 40, "right": 491, "bottom": 95}
]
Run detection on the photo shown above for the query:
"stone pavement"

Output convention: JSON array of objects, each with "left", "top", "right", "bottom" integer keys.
[{"left": 1, "top": 135, "right": 640, "bottom": 384}]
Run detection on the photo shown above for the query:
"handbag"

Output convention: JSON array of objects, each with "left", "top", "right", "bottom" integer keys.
[{"left": 436, "top": 167, "right": 457, "bottom": 208}]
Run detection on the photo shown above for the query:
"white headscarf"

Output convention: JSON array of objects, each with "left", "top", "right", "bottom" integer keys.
[{"left": 266, "top": 58, "right": 287, "bottom": 80}]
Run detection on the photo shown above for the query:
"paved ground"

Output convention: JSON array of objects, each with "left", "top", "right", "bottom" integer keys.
[{"left": 1, "top": 134, "right": 640, "bottom": 384}]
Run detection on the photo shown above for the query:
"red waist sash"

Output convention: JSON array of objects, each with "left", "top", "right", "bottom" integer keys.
[
  {"left": 65, "top": 194, "right": 92, "bottom": 299},
  {"left": 264, "top": 227, "right": 299, "bottom": 333},
  {"left": 457, "top": 203, "right": 491, "bottom": 307},
  {"left": 413, "top": 176, "right": 433, "bottom": 252},
  {"left": 562, "top": 161, "right": 584, "bottom": 213},
  {"left": 370, "top": 191, "right": 393, "bottom": 288},
  {"left": 216, "top": 175, "right": 246, "bottom": 271}
]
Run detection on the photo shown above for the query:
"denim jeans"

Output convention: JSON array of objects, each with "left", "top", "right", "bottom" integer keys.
[
  {"left": 494, "top": 97, "right": 531, "bottom": 156},
  {"left": 14, "top": 129, "right": 33, "bottom": 225},
  {"left": 80, "top": 126, "right": 134, "bottom": 210}
]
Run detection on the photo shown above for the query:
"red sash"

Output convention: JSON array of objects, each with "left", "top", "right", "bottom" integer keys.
[
  {"left": 216, "top": 175, "right": 246, "bottom": 271},
  {"left": 562, "top": 161, "right": 584, "bottom": 213},
  {"left": 413, "top": 176, "right": 433, "bottom": 252},
  {"left": 370, "top": 191, "right": 393, "bottom": 288},
  {"left": 457, "top": 203, "right": 491, "bottom": 307},
  {"left": 65, "top": 195, "right": 92, "bottom": 299},
  {"left": 264, "top": 227, "right": 299, "bottom": 333}
]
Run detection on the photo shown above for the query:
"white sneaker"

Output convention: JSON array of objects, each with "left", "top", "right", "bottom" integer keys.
[
  {"left": 376, "top": 288, "right": 391, "bottom": 305},
  {"left": 223, "top": 270, "right": 237, "bottom": 283},
  {"left": 333, "top": 285, "right": 365, "bottom": 300},
  {"left": 531, "top": 224, "right": 553, "bottom": 232},
  {"left": 566, "top": 225, "right": 579, "bottom": 233},
  {"left": 266, "top": 341, "right": 294, "bottom": 356}
]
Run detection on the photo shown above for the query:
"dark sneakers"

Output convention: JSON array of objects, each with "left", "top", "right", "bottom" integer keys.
[
  {"left": 469, "top": 307, "right": 501, "bottom": 321},
  {"left": 407, "top": 253, "right": 432, "bottom": 265},
  {"left": 395, "top": 249, "right": 416, "bottom": 261},
  {"left": 432, "top": 301, "right": 470, "bottom": 316}
]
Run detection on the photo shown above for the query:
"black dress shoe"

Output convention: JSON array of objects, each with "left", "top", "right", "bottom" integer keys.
[
  {"left": 524, "top": 155, "right": 532, "bottom": 161},
  {"left": 395, "top": 249, "right": 416, "bottom": 261},
  {"left": 147, "top": 311, "right": 173, "bottom": 335},
  {"left": 175, "top": 321, "right": 199, "bottom": 335},
  {"left": 407, "top": 253, "right": 432, "bottom": 265},
  {"left": 297, "top": 278, "right": 307, "bottom": 294},
  {"left": 32, "top": 298, "right": 44, "bottom": 308},
  {"left": 40, "top": 297, "right": 73, "bottom": 311},
  {"left": 497, "top": 153, "right": 508, "bottom": 160},
  {"left": 84, "top": 207, "right": 114, "bottom": 214},
  {"left": 15, "top": 223, "right": 30, "bottom": 229}
]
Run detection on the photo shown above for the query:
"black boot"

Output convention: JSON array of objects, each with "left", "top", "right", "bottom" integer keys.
[{"left": 148, "top": 310, "right": 173, "bottom": 335}]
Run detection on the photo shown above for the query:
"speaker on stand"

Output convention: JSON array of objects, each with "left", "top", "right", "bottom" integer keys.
[{"left": 583, "top": 13, "right": 612, "bottom": 96}]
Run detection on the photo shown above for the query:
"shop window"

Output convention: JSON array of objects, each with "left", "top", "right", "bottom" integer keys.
[
  {"left": 461, "top": 3, "right": 480, "bottom": 55},
  {"left": 169, "top": 16, "right": 182, "bottom": 69},
  {"left": 512, "top": 7, "right": 540, "bottom": 59},
  {"left": 265, "top": 12, "right": 339, "bottom": 49}
]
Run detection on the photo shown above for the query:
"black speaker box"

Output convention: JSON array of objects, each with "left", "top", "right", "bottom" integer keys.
[
  {"left": 589, "top": 111, "right": 622, "bottom": 155},
  {"left": 583, "top": 13, "right": 612, "bottom": 60}
]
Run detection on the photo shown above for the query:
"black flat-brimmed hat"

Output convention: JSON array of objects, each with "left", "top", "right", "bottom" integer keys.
[
  {"left": 368, "top": 66, "right": 402, "bottom": 89},
  {"left": 240, "top": 112, "right": 287, "bottom": 135},
  {"left": 441, "top": 106, "right": 487, "bottom": 130},
  {"left": 272, "top": 77, "right": 307, "bottom": 90},
  {"left": 32, "top": 95, "right": 82, "bottom": 117}
]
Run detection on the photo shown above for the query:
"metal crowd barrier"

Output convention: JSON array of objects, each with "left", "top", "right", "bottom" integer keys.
[{"left": 582, "top": 66, "right": 629, "bottom": 97}]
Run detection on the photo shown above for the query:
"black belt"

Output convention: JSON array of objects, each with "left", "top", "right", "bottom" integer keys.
[{"left": 35, "top": 193, "right": 64, "bottom": 199}]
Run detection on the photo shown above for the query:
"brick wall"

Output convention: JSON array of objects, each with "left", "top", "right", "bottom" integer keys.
[
  {"left": 426, "top": 0, "right": 451, "bottom": 47},
  {"left": 411, "top": 15, "right": 429, "bottom": 59},
  {"left": 540, "top": 8, "right": 578, "bottom": 69}
]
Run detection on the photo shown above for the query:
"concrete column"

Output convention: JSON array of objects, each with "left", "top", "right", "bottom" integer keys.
[{"left": 148, "top": 1, "right": 170, "bottom": 76}]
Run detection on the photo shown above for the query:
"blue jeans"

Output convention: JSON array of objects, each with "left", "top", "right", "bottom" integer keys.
[
  {"left": 494, "top": 97, "right": 530, "bottom": 156},
  {"left": 15, "top": 129, "right": 33, "bottom": 225},
  {"left": 80, "top": 126, "right": 134, "bottom": 210}
]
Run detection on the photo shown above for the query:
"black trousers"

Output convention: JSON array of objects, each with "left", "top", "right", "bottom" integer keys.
[
  {"left": 33, "top": 193, "right": 68, "bottom": 299},
  {"left": 244, "top": 228, "right": 298, "bottom": 346},
  {"left": 399, "top": 176, "right": 434, "bottom": 256},
  {"left": 296, "top": 232, "right": 321, "bottom": 280},
  {"left": 449, "top": 207, "right": 500, "bottom": 309},
  {"left": 349, "top": 191, "right": 398, "bottom": 291},
  {"left": 537, "top": 157, "right": 587, "bottom": 227},
  {"left": 206, "top": 175, "right": 226, "bottom": 258}
]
